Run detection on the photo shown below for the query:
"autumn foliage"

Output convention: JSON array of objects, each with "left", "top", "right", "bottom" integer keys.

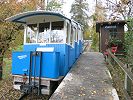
[{"left": 0, "top": 0, "right": 44, "bottom": 79}]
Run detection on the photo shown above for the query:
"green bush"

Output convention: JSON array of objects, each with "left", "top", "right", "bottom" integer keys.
[{"left": 109, "top": 38, "right": 122, "bottom": 47}]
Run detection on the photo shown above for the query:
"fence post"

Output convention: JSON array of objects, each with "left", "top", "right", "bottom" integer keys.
[{"left": 124, "top": 64, "right": 132, "bottom": 95}]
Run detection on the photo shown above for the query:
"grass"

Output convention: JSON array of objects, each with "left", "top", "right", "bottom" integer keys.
[
  {"left": 90, "top": 44, "right": 99, "bottom": 52},
  {"left": 12, "top": 45, "right": 23, "bottom": 51},
  {"left": 3, "top": 58, "right": 12, "bottom": 79},
  {"left": 0, "top": 57, "right": 12, "bottom": 88},
  {"left": 1, "top": 45, "right": 23, "bottom": 80}
]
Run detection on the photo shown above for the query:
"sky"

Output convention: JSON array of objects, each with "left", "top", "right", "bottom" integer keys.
[{"left": 62, "top": 0, "right": 74, "bottom": 18}]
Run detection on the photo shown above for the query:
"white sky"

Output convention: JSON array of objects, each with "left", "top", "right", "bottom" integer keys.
[{"left": 62, "top": 0, "right": 74, "bottom": 18}]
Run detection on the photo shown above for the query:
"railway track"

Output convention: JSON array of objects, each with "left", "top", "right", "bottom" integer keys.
[
  {"left": 0, "top": 81, "right": 49, "bottom": 100},
  {"left": 19, "top": 93, "right": 49, "bottom": 100}
]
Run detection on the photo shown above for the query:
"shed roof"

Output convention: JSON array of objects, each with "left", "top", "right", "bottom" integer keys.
[{"left": 96, "top": 20, "right": 126, "bottom": 33}]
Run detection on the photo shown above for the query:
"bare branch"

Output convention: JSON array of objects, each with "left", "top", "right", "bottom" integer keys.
[{"left": 106, "top": 0, "right": 118, "bottom": 6}]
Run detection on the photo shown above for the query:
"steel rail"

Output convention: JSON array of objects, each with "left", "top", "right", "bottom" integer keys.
[
  {"left": 83, "top": 40, "right": 90, "bottom": 52},
  {"left": 18, "top": 93, "right": 29, "bottom": 100}
]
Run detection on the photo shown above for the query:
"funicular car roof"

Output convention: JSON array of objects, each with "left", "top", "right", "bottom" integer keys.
[{"left": 5, "top": 10, "right": 71, "bottom": 24}]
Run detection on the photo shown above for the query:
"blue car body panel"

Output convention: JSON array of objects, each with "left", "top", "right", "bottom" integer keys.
[
  {"left": 12, "top": 41, "right": 82, "bottom": 79},
  {"left": 12, "top": 51, "right": 60, "bottom": 79},
  {"left": 12, "top": 51, "right": 31, "bottom": 75}
]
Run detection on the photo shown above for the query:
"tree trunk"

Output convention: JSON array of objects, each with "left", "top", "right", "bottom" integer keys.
[{"left": 0, "top": 55, "right": 4, "bottom": 80}]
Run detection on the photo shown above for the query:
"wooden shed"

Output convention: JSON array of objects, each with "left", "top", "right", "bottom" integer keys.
[{"left": 96, "top": 20, "right": 126, "bottom": 53}]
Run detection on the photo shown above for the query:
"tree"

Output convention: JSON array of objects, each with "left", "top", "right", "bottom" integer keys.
[
  {"left": 93, "top": 0, "right": 107, "bottom": 22},
  {"left": 70, "top": 0, "right": 89, "bottom": 30},
  {"left": 105, "top": 0, "right": 133, "bottom": 20},
  {"left": 91, "top": 0, "right": 107, "bottom": 51},
  {"left": 0, "top": 0, "right": 38, "bottom": 79},
  {"left": 91, "top": 26, "right": 99, "bottom": 51},
  {"left": 46, "top": 0, "right": 62, "bottom": 11},
  {"left": 124, "top": 18, "right": 133, "bottom": 64}
]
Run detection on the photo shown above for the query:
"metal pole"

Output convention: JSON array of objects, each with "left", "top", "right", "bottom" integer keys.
[
  {"left": 45, "top": 0, "right": 48, "bottom": 10},
  {"left": 125, "top": 74, "right": 132, "bottom": 95},
  {"left": 124, "top": 64, "right": 132, "bottom": 95},
  {"left": 38, "top": 52, "right": 42, "bottom": 95}
]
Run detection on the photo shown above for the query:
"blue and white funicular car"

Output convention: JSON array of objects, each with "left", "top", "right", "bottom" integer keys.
[{"left": 6, "top": 10, "right": 83, "bottom": 95}]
